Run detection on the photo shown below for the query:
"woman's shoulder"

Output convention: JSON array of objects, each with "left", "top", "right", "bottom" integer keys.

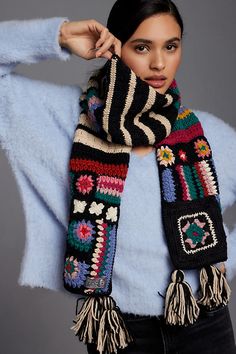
[{"left": 190, "top": 107, "right": 236, "bottom": 137}]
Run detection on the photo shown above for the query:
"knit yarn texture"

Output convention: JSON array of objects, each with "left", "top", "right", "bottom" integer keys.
[
  {"left": 63, "top": 54, "right": 227, "bottom": 295},
  {"left": 61, "top": 54, "right": 231, "bottom": 353}
]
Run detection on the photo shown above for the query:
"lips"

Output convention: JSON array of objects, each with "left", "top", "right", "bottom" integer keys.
[{"left": 144, "top": 75, "right": 167, "bottom": 89}]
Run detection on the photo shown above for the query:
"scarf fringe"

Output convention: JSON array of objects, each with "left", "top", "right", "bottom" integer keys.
[
  {"left": 164, "top": 270, "right": 200, "bottom": 326},
  {"left": 198, "top": 265, "right": 231, "bottom": 309},
  {"left": 71, "top": 295, "right": 133, "bottom": 354},
  {"left": 164, "top": 266, "right": 231, "bottom": 326},
  {"left": 71, "top": 296, "right": 101, "bottom": 343}
]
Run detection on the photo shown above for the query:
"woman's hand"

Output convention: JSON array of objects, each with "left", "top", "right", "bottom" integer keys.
[{"left": 59, "top": 19, "right": 121, "bottom": 60}]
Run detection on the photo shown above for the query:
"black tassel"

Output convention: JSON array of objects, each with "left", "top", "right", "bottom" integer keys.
[
  {"left": 71, "top": 295, "right": 133, "bottom": 354},
  {"left": 164, "top": 269, "right": 200, "bottom": 326},
  {"left": 96, "top": 296, "right": 133, "bottom": 353},
  {"left": 71, "top": 296, "right": 101, "bottom": 344},
  {"left": 198, "top": 265, "right": 231, "bottom": 310}
]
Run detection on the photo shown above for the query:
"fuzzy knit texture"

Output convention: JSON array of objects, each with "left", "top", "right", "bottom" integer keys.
[{"left": 0, "top": 17, "right": 236, "bottom": 316}]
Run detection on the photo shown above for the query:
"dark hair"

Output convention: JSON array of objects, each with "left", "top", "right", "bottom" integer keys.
[{"left": 107, "top": 0, "right": 184, "bottom": 45}]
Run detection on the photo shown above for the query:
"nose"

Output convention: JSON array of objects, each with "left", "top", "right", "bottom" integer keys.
[{"left": 150, "top": 52, "right": 165, "bottom": 71}]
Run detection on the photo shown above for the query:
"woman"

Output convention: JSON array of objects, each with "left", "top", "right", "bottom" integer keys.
[
  {"left": 0, "top": 0, "right": 236, "bottom": 353},
  {"left": 60, "top": 1, "right": 236, "bottom": 353}
]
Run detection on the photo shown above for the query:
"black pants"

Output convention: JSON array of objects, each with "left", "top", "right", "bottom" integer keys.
[{"left": 87, "top": 305, "right": 236, "bottom": 354}]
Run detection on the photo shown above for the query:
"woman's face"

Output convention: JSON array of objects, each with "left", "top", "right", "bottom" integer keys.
[{"left": 121, "top": 14, "right": 182, "bottom": 94}]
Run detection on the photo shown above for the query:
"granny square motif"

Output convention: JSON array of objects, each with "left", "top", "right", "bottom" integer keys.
[
  {"left": 162, "top": 195, "right": 227, "bottom": 269},
  {"left": 177, "top": 211, "right": 218, "bottom": 254}
]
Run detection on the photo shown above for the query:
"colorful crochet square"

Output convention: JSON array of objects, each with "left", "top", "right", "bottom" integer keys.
[
  {"left": 87, "top": 92, "right": 104, "bottom": 132},
  {"left": 178, "top": 149, "right": 188, "bottom": 162},
  {"left": 161, "top": 168, "right": 177, "bottom": 202},
  {"left": 76, "top": 174, "right": 94, "bottom": 195},
  {"left": 194, "top": 138, "right": 211, "bottom": 159},
  {"left": 73, "top": 200, "right": 87, "bottom": 213},
  {"left": 194, "top": 160, "right": 218, "bottom": 197},
  {"left": 95, "top": 175, "right": 124, "bottom": 205},
  {"left": 89, "top": 201, "right": 104, "bottom": 216},
  {"left": 157, "top": 146, "right": 175, "bottom": 167},
  {"left": 177, "top": 212, "right": 218, "bottom": 254},
  {"left": 67, "top": 219, "right": 96, "bottom": 252},
  {"left": 85, "top": 218, "right": 117, "bottom": 294},
  {"left": 106, "top": 206, "right": 118, "bottom": 222},
  {"left": 175, "top": 164, "right": 198, "bottom": 201},
  {"left": 64, "top": 256, "right": 90, "bottom": 288}
]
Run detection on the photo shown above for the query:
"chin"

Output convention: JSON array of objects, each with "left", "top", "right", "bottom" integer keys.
[{"left": 154, "top": 87, "right": 166, "bottom": 95}]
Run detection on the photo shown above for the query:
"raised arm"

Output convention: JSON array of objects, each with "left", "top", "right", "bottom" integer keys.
[
  {"left": 0, "top": 17, "right": 122, "bottom": 78},
  {"left": 0, "top": 17, "right": 72, "bottom": 77}
]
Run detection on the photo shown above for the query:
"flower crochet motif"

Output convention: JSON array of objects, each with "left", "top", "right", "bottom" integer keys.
[
  {"left": 177, "top": 211, "right": 218, "bottom": 255},
  {"left": 178, "top": 149, "right": 188, "bottom": 162},
  {"left": 73, "top": 200, "right": 87, "bottom": 213},
  {"left": 157, "top": 146, "right": 175, "bottom": 167},
  {"left": 67, "top": 219, "right": 96, "bottom": 252},
  {"left": 194, "top": 139, "right": 211, "bottom": 159},
  {"left": 88, "top": 95, "right": 103, "bottom": 111},
  {"left": 106, "top": 206, "right": 118, "bottom": 222},
  {"left": 89, "top": 201, "right": 104, "bottom": 216},
  {"left": 64, "top": 256, "right": 90, "bottom": 288},
  {"left": 76, "top": 175, "right": 94, "bottom": 194},
  {"left": 182, "top": 218, "right": 210, "bottom": 249}
]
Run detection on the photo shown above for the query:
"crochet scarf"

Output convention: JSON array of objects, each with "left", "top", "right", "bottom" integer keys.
[{"left": 63, "top": 54, "right": 231, "bottom": 354}]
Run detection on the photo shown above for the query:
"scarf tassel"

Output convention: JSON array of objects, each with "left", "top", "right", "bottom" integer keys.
[
  {"left": 71, "top": 295, "right": 133, "bottom": 354},
  {"left": 198, "top": 265, "right": 231, "bottom": 309},
  {"left": 164, "top": 269, "right": 200, "bottom": 326}
]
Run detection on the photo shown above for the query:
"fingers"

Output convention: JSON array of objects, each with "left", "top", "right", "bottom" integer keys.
[
  {"left": 95, "top": 27, "right": 110, "bottom": 49},
  {"left": 113, "top": 38, "right": 122, "bottom": 57},
  {"left": 96, "top": 37, "right": 121, "bottom": 59},
  {"left": 93, "top": 23, "right": 121, "bottom": 59}
]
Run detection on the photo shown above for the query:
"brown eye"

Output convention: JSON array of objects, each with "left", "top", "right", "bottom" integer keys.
[
  {"left": 166, "top": 44, "right": 177, "bottom": 51},
  {"left": 135, "top": 45, "right": 148, "bottom": 53}
]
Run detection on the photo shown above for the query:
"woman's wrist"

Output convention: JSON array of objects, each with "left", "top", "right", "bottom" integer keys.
[{"left": 59, "top": 20, "right": 70, "bottom": 48}]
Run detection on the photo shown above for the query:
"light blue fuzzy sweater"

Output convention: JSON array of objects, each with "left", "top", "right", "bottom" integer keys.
[{"left": 1, "top": 17, "right": 236, "bottom": 317}]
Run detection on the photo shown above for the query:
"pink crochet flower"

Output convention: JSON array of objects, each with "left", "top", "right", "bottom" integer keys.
[{"left": 76, "top": 175, "right": 94, "bottom": 194}]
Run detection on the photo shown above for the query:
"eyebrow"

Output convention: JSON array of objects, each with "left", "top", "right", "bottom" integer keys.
[{"left": 130, "top": 37, "right": 181, "bottom": 44}]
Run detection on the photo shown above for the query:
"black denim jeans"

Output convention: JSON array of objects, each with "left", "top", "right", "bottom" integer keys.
[{"left": 87, "top": 305, "right": 236, "bottom": 354}]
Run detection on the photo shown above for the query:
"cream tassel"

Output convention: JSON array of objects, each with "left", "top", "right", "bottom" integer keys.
[
  {"left": 164, "top": 270, "right": 200, "bottom": 326},
  {"left": 71, "top": 295, "right": 133, "bottom": 354},
  {"left": 71, "top": 296, "right": 101, "bottom": 343},
  {"left": 198, "top": 265, "right": 231, "bottom": 309},
  {"left": 96, "top": 296, "right": 133, "bottom": 354}
]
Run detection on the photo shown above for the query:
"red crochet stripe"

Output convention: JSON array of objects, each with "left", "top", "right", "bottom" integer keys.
[
  {"left": 194, "top": 162, "right": 209, "bottom": 196},
  {"left": 175, "top": 165, "right": 191, "bottom": 201},
  {"left": 70, "top": 158, "right": 128, "bottom": 178},
  {"left": 157, "top": 122, "right": 204, "bottom": 146}
]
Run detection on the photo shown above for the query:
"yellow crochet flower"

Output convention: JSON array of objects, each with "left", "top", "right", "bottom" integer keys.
[
  {"left": 194, "top": 139, "right": 211, "bottom": 158},
  {"left": 157, "top": 146, "right": 175, "bottom": 167}
]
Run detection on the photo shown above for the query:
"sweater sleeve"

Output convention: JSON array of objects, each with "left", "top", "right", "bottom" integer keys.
[
  {"left": 0, "top": 17, "right": 71, "bottom": 77},
  {"left": 193, "top": 110, "right": 236, "bottom": 281}
]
